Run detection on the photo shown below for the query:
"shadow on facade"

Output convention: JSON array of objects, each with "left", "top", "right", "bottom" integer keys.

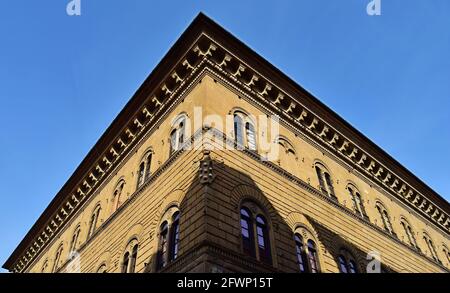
[{"left": 139, "top": 151, "right": 392, "bottom": 273}]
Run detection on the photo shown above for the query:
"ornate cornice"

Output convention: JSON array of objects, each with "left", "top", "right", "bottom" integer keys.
[{"left": 6, "top": 14, "right": 449, "bottom": 272}]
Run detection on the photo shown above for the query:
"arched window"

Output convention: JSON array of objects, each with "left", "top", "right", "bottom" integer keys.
[
  {"left": 347, "top": 185, "right": 368, "bottom": 219},
  {"left": 170, "top": 116, "right": 186, "bottom": 154},
  {"left": 111, "top": 180, "right": 126, "bottom": 213},
  {"left": 88, "top": 205, "right": 101, "bottom": 238},
  {"left": 69, "top": 226, "right": 81, "bottom": 255},
  {"left": 306, "top": 240, "right": 319, "bottom": 273},
  {"left": 97, "top": 263, "right": 107, "bottom": 273},
  {"left": 337, "top": 249, "right": 358, "bottom": 273},
  {"left": 137, "top": 151, "right": 153, "bottom": 188},
  {"left": 400, "top": 218, "right": 419, "bottom": 250},
  {"left": 239, "top": 202, "right": 272, "bottom": 265},
  {"left": 275, "top": 136, "right": 297, "bottom": 171},
  {"left": 233, "top": 111, "right": 257, "bottom": 151},
  {"left": 315, "top": 163, "right": 337, "bottom": 200},
  {"left": 52, "top": 245, "right": 64, "bottom": 273},
  {"left": 423, "top": 233, "right": 439, "bottom": 262},
  {"left": 376, "top": 202, "right": 396, "bottom": 237},
  {"left": 122, "top": 239, "right": 139, "bottom": 273},
  {"left": 294, "top": 234, "right": 308, "bottom": 273},
  {"left": 156, "top": 207, "right": 181, "bottom": 270}
]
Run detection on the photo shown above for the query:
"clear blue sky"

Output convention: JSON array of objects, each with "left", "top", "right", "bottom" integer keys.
[{"left": 1, "top": 1, "right": 449, "bottom": 272}]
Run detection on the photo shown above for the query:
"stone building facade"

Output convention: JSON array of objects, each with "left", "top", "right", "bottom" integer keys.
[{"left": 3, "top": 13, "right": 450, "bottom": 273}]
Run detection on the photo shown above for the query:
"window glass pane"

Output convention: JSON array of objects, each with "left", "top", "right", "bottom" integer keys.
[
  {"left": 234, "top": 114, "right": 244, "bottom": 146},
  {"left": 338, "top": 255, "right": 348, "bottom": 273},
  {"left": 246, "top": 122, "right": 256, "bottom": 150},
  {"left": 307, "top": 240, "right": 319, "bottom": 273},
  {"left": 349, "top": 260, "right": 357, "bottom": 273}
]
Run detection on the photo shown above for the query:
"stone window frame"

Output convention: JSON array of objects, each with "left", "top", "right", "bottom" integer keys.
[
  {"left": 375, "top": 200, "right": 397, "bottom": 237},
  {"left": 422, "top": 231, "right": 440, "bottom": 263},
  {"left": 51, "top": 243, "right": 64, "bottom": 273},
  {"left": 169, "top": 113, "right": 189, "bottom": 154},
  {"left": 68, "top": 224, "right": 82, "bottom": 257}
]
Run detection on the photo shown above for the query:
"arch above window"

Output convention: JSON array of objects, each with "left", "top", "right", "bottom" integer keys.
[
  {"left": 275, "top": 136, "right": 296, "bottom": 155},
  {"left": 422, "top": 232, "right": 440, "bottom": 263},
  {"left": 122, "top": 238, "right": 139, "bottom": 273},
  {"left": 88, "top": 204, "right": 102, "bottom": 239},
  {"left": 375, "top": 201, "right": 396, "bottom": 237},
  {"left": 169, "top": 113, "right": 189, "bottom": 154},
  {"left": 232, "top": 110, "right": 257, "bottom": 151}
]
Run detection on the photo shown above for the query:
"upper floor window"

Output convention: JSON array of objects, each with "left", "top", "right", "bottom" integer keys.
[
  {"left": 170, "top": 116, "right": 186, "bottom": 154},
  {"left": 69, "top": 225, "right": 81, "bottom": 256},
  {"left": 375, "top": 202, "right": 396, "bottom": 237},
  {"left": 315, "top": 163, "right": 337, "bottom": 200},
  {"left": 239, "top": 202, "right": 272, "bottom": 265},
  {"left": 423, "top": 233, "right": 439, "bottom": 262},
  {"left": 347, "top": 185, "right": 368, "bottom": 219},
  {"left": 122, "top": 239, "right": 139, "bottom": 273},
  {"left": 337, "top": 249, "right": 358, "bottom": 273},
  {"left": 88, "top": 205, "right": 101, "bottom": 238},
  {"left": 233, "top": 111, "right": 257, "bottom": 151},
  {"left": 157, "top": 207, "right": 181, "bottom": 270},
  {"left": 400, "top": 218, "right": 419, "bottom": 250},
  {"left": 137, "top": 151, "right": 153, "bottom": 188},
  {"left": 111, "top": 180, "right": 125, "bottom": 213},
  {"left": 52, "top": 245, "right": 64, "bottom": 273}
]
